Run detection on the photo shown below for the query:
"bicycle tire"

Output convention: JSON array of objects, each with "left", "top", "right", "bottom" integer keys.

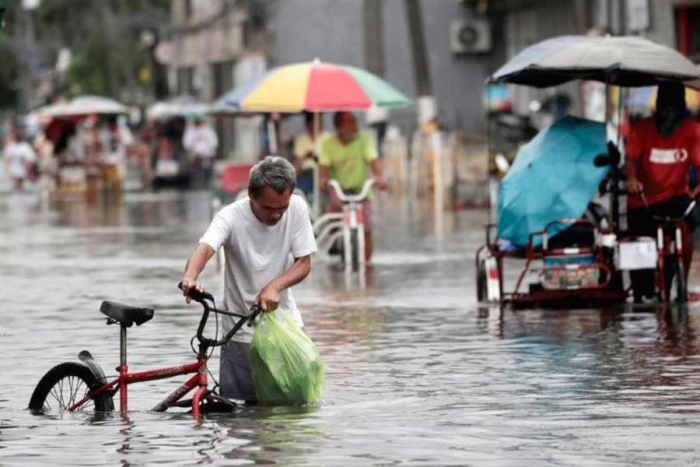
[
  {"left": 28, "top": 362, "right": 114, "bottom": 414},
  {"left": 676, "top": 261, "right": 688, "bottom": 304},
  {"left": 351, "top": 229, "right": 360, "bottom": 272}
]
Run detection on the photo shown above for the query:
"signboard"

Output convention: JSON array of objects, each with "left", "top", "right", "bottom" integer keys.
[{"left": 627, "top": 0, "right": 650, "bottom": 32}]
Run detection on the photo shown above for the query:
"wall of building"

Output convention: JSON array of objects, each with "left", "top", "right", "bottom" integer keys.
[
  {"left": 631, "top": 0, "right": 676, "bottom": 47},
  {"left": 270, "top": 0, "right": 506, "bottom": 136},
  {"left": 589, "top": 0, "right": 676, "bottom": 46},
  {"left": 163, "top": 0, "right": 685, "bottom": 160},
  {"left": 167, "top": 1, "right": 246, "bottom": 100},
  {"left": 501, "top": 0, "right": 681, "bottom": 120},
  {"left": 501, "top": 0, "right": 586, "bottom": 116}
]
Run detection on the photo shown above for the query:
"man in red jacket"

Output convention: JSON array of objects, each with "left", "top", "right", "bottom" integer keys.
[{"left": 625, "top": 82, "right": 700, "bottom": 302}]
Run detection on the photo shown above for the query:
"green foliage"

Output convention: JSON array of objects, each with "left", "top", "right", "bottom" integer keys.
[
  {"left": 0, "top": 29, "right": 19, "bottom": 108},
  {"left": 0, "top": 0, "right": 170, "bottom": 109},
  {"left": 65, "top": 32, "right": 111, "bottom": 96}
]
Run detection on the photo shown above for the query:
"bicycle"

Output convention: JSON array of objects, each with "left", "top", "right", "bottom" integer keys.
[
  {"left": 638, "top": 192, "right": 697, "bottom": 303},
  {"left": 28, "top": 284, "right": 261, "bottom": 418},
  {"left": 313, "top": 178, "right": 374, "bottom": 273}
]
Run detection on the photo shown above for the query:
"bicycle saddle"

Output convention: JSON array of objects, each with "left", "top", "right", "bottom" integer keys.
[{"left": 100, "top": 301, "right": 154, "bottom": 327}]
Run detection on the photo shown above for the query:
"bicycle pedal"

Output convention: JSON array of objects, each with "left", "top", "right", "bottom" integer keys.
[
  {"left": 199, "top": 395, "right": 238, "bottom": 414},
  {"left": 205, "top": 394, "right": 238, "bottom": 410}
]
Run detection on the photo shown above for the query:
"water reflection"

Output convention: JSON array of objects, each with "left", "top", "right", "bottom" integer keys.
[
  {"left": 485, "top": 307, "right": 700, "bottom": 409},
  {"left": 207, "top": 406, "right": 324, "bottom": 465}
]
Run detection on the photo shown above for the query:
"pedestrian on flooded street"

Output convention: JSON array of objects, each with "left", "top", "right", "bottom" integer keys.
[
  {"left": 3, "top": 127, "right": 37, "bottom": 192},
  {"left": 181, "top": 156, "right": 317, "bottom": 403}
]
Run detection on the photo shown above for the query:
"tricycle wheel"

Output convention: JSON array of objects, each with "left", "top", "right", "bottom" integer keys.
[
  {"left": 675, "top": 261, "right": 688, "bottom": 304},
  {"left": 477, "top": 261, "right": 487, "bottom": 302},
  {"left": 477, "top": 257, "right": 501, "bottom": 303},
  {"left": 28, "top": 362, "right": 114, "bottom": 414}
]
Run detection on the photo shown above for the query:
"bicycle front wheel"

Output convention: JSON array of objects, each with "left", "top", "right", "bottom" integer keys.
[
  {"left": 675, "top": 261, "right": 688, "bottom": 304},
  {"left": 350, "top": 229, "right": 361, "bottom": 272},
  {"left": 28, "top": 362, "right": 114, "bottom": 414}
]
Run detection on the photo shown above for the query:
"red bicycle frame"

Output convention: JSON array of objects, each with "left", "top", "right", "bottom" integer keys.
[
  {"left": 62, "top": 287, "right": 261, "bottom": 419},
  {"left": 67, "top": 324, "right": 213, "bottom": 418}
]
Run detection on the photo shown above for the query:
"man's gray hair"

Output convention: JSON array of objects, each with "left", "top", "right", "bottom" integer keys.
[{"left": 248, "top": 156, "right": 297, "bottom": 197}]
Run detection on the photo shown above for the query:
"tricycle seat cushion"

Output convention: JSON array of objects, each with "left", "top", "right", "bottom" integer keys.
[{"left": 100, "top": 301, "right": 154, "bottom": 327}]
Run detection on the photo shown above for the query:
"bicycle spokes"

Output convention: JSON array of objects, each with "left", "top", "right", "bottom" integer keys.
[{"left": 46, "top": 376, "right": 94, "bottom": 412}]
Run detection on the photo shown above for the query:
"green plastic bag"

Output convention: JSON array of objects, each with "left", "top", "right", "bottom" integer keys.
[{"left": 250, "top": 310, "right": 324, "bottom": 405}]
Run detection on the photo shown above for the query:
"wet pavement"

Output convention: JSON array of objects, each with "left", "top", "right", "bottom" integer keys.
[{"left": 2, "top": 188, "right": 700, "bottom": 466}]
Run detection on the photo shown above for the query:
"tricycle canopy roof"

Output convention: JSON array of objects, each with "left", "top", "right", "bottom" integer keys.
[{"left": 490, "top": 35, "right": 700, "bottom": 88}]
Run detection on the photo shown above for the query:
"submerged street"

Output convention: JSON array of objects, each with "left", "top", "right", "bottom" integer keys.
[
  {"left": 3, "top": 1, "right": 700, "bottom": 465},
  {"left": 2, "top": 189, "right": 700, "bottom": 466}
]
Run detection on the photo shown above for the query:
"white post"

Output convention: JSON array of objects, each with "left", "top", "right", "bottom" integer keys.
[
  {"left": 431, "top": 131, "right": 444, "bottom": 235},
  {"left": 313, "top": 111, "right": 321, "bottom": 215},
  {"left": 267, "top": 118, "right": 278, "bottom": 155},
  {"left": 343, "top": 207, "right": 352, "bottom": 274},
  {"left": 357, "top": 206, "right": 366, "bottom": 269}
]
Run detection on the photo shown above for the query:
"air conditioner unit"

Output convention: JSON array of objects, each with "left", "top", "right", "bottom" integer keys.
[{"left": 450, "top": 19, "right": 492, "bottom": 54}]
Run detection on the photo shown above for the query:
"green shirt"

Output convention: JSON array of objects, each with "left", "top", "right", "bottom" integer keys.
[{"left": 319, "top": 132, "right": 377, "bottom": 193}]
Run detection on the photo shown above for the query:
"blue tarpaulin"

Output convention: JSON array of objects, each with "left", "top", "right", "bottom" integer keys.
[{"left": 497, "top": 116, "right": 609, "bottom": 247}]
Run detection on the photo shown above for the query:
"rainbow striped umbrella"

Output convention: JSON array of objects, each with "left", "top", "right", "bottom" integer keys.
[{"left": 218, "top": 60, "right": 411, "bottom": 113}]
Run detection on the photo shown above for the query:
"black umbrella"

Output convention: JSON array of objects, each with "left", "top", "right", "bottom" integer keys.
[{"left": 490, "top": 35, "right": 700, "bottom": 87}]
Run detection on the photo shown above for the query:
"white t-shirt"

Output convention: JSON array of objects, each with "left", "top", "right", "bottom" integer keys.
[
  {"left": 102, "top": 126, "right": 135, "bottom": 166},
  {"left": 4, "top": 142, "right": 36, "bottom": 179},
  {"left": 199, "top": 194, "right": 316, "bottom": 343},
  {"left": 184, "top": 125, "right": 218, "bottom": 159}
]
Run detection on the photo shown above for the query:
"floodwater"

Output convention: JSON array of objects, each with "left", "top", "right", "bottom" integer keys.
[{"left": 2, "top": 189, "right": 700, "bottom": 466}]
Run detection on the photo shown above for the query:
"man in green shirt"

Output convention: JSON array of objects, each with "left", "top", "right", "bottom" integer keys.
[{"left": 319, "top": 111, "right": 387, "bottom": 261}]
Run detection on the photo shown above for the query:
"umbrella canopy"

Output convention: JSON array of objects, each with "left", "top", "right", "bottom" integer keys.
[
  {"left": 220, "top": 60, "right": 411, "bottom": 112},
  {"left": 38, "top": 95, "right": 129, "bottom": 118},
  {"left": 147, "top": 95, "right": 210, "bottom": 120},
  {"left": 30, "top": 100, "right": 72, "bottom": 120},
  {"left": 497, "top": 116, "right": 609, "bottom": 247},
  {"left": 491, "top": 35, "right": 700, "bottom": 88},
  {"left": 208, "top": 93, "right": 259, "bottom": 117}
]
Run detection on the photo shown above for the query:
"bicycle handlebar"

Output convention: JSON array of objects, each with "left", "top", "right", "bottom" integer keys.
[
  {"left": 177, "top": 282, "right": 261, "bottom": 348},
  {"left": 178, "top": 281, "right": 214, "bottom": 303},
  {"left": 328, "top": 179, "right": 375, "bottom": 203},
  {"left": 639, "top": 192, "right": 697, "bottom": 224}
]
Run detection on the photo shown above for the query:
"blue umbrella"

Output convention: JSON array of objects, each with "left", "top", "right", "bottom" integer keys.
[{"left": 497, "top": 116, "right": 608, "bottom": 247}]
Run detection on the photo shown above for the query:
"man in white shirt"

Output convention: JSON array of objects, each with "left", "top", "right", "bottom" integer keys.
[
  {"left": 181, "top": 156, "right": 317, "bottom": 403},
  {"left": 99, "top": 118, "right": 136, "bottom": 192},
  {"left": 3, "top": 128, "right": 37, "bottom": 191},
  {"left": 102, "top": 119, "right": 135, "bottom": 166}
]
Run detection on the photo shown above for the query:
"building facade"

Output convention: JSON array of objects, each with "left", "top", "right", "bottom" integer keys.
[{"left": 159, "top": 0, "right": 700, "bottom": 161}]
